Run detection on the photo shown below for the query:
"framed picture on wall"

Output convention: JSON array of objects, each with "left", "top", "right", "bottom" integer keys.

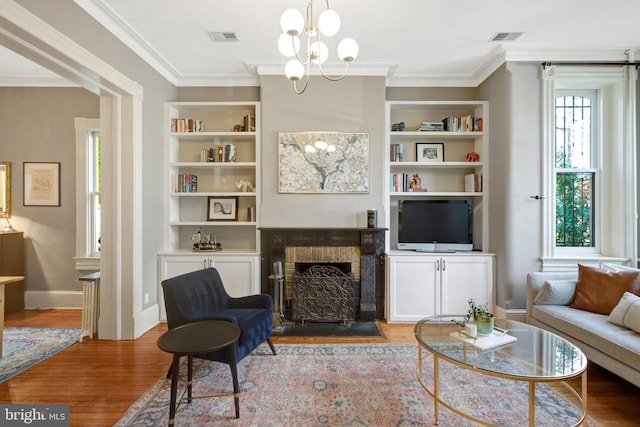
[
  {"left": 23, "top": 162, "right": 61, "bottom": 206},
  {"left": 207, "top": 196, "right": 238, "bottom": 221},
  {"left": 416, "top": 143, "right": 445, "bottom": 163}
]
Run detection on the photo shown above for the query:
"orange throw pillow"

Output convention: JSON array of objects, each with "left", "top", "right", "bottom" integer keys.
[{"left": 570, "top": 264, "right": 640, "bottom": 314}]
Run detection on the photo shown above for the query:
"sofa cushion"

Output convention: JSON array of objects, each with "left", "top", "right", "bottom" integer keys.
[
  {"left": 608, "top": 292, "right": 640, "bottom": 333},
  {"left": 570, "top": 264, "right": 640, "bottom": 314},
  {"left": 533, "top": 279, "right": 576, "bottom": 305},
  {"left": 532, "top": 304, "right": 640, "bottom": 369}
]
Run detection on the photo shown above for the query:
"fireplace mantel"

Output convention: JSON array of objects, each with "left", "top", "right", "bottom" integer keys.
[{"left": 260, "top": 227, "right": 386, "bottom": 321}]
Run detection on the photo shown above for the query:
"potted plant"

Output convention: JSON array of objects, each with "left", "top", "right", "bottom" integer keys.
[{"left": 466, "top": 298, "right": 494, "bottom": 335}]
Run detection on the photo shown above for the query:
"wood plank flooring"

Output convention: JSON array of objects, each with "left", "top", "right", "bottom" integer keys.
[{"left": 0, "top": 309, "right": 638, "bottom": 426}]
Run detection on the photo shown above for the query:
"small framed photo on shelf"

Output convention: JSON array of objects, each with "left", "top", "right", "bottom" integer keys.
[
  {"left": 207, "top": 196, "right": 238, "bottom": 221},
  {"left": 416, "top": 143, "right": 445, "bottom": 163}
]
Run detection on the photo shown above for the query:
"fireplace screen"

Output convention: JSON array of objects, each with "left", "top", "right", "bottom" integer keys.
[{"left": 292, "top": 264, "right": 355, "bottom": 323}]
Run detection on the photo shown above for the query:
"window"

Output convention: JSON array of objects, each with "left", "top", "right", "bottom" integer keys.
[
  {"left": 554, "top": 91, "right": 598, "bottom": 250},
  {"left": 74, "top": 118, "right": 101, "bottom": 270},
  {"left": 542, "top": 66, "right": 636, "bottom": 269}
]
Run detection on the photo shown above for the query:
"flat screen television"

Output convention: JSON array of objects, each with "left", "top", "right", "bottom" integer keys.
[{"left": 397, "top": 199, "right": 473, "bottom": 252}]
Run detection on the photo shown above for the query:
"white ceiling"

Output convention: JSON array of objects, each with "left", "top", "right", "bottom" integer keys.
[{"left": 2, "top": 0, "right": 640, "bottom": 87}]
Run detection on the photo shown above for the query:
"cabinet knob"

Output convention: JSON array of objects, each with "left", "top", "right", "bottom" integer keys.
[{"left": 442, "top": 259, "right": 446, "bottom": 271}]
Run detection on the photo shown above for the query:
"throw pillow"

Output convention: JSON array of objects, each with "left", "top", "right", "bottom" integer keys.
[
  {"left": 608, "top": 292, "right": 640, "bottom": 333},
  {"left": 533, "top": 280, "right": 577, "bottom": 305},
  {"left": 569, "top": 264, "right": 640, "bottom": 315}
]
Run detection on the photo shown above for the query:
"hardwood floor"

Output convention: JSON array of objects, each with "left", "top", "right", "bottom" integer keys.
[{"left": 0, "top": 309, "right": 638, "bottom": 426}]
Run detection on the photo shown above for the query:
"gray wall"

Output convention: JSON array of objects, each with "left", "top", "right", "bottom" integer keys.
[
  {"left": 480, "top": 63, "right": 543, "bottom": 309},
  {"left": 15, "top": 0, "right": 177, "bottom": 312},
  {"left": 259, "top": 75, "right": 386, "bottom": 227},
  {"left": 0, "top": 87, "right": 99, "bottom": 294}
]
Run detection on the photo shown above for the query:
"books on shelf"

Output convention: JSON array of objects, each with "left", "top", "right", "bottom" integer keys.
[
  {"left": 442, "top": 115, "right": 483, "bottom": 132},
  {"left": 390, "top": 144, "right": 404, "bottom": 162},
  {"left": 171, "top": 118, "right": 204, "bottom": 133},
  {"left": 247, "top": 206, "right": 256, "bottom": 222},
  {"left": 415, "top": 121, "right": 444, "bottom": 131},
  {"left": 172, "top": 173, "right": 198, "bottom": 192},
  {"left": 198, "top": 143, "right": 238, "bottom": 163},
  {"left": 390, "top": 173, "right": 427, "bottom": 192},
  {"left": 465, "top": 174, "right": 483, "bottom": 192},
  {"left": 449, "top": 330, "right": 517, "bottom": 350}
]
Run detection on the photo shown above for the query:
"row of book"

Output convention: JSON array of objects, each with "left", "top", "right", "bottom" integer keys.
[
  {"left": 172, "top": 174, "right": 198, "bottom": 193},
  {"left": 390, "top": 174, "right": 428, "bottom": 193},
  {"left": 390, "top": 144, "right": 404, "bottom": 162},
  {"left": 247, "top": 206, "right": 256, "bottom": 222},
  {"left": 199, "top": 144, "right": 237, "bottom": 163},
  {"left": 442, "top": 116, "right": 483, "bottom": 132},
  {"left": 465, "top": 174, "right": 483, "bottom": 192},
  {"left": 171, "top": 118, "right": 204, "bottom": 133}
]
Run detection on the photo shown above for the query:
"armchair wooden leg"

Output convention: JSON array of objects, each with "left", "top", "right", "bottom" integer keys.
[{"left": 267, "top": 338, "right": 277, "bottom": 355}]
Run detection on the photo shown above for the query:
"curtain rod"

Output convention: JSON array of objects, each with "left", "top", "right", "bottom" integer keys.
[{"left": 542, "top": 61, "right": 640, "bottom": 68}]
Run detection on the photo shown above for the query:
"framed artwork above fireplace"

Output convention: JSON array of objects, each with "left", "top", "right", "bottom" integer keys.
[{"left": 278, "top": 131, "right": 370, "bottom": 193}]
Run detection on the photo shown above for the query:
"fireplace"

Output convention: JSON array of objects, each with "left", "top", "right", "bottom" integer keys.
[
  {"left": 260, "top": 228, "right": 386, "bottom": 321},
  {"left": 293, "top": 263, "right": 354, "bottom": 323}
]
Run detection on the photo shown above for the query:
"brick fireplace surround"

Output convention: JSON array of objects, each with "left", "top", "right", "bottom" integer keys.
[{"left": 260, "top": 228, "right": 386, "bottom": 321}]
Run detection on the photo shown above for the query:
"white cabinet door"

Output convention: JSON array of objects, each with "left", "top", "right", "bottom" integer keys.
[
  {"left": 387, "top": 255, "right": 439, "bottom": 322},
  {"left": 157, "top": 254, "right": 259, "bottom": 321},
  {"left": 440, "top": 255, "right": 493, "bottom": 315}
]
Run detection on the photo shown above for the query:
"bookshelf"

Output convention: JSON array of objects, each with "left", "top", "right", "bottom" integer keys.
[
  {"left": 163, "top": 101, "right": 260, "bottom": 253},
  {"left": 384, "top": 101, "right": 494, "bottom": 323},
  {"left": 385, "top": 100, "right": 489, "bottom": 251}
]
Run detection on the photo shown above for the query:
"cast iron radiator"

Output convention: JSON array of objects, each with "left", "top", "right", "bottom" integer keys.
[{"left": 292, "top": 264, "right": 355, "bottom": 323}]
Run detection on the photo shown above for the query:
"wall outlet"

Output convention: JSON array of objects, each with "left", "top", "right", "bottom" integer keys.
[{"left": 144, "top": 292, "right": 149, "bottom": 304}]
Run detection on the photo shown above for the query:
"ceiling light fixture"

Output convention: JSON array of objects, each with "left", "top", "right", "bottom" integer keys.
[{"left": 278, "top": 0, "right": 359, "bottom": 94}]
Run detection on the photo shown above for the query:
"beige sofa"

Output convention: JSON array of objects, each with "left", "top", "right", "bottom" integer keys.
[{"left": 526, "top": 271, "right": 640, "bottom": 388}]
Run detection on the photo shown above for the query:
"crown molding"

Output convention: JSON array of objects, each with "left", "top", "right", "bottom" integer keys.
[
  {"left": 0, "top": 75, "right": 78, "bottom": 86},
  {"left": 73, "top": 0, "right": 180, "bottom": 86}
]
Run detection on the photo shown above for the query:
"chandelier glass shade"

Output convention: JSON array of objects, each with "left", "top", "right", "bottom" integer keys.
[{"left": 278, "top": 0, "right": 359, "bottom": 94}]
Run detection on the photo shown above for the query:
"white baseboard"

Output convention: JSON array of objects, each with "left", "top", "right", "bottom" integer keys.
[
  {"left": 25, "top": 290, "right": 83, "bottom": 309},
  {"left": 134, "top": 303, "right": 160, "bottom": 339}
]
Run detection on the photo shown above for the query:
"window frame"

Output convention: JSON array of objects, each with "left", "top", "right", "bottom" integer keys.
[
  {"left": 74, "top": 118, "right": 101, "bottom": 271},
  {"left": 553, "top": 89, "right": 600, "bottom": 255},
  {"left": 541, "top": 65, "right": 637, "bottom": 270}
]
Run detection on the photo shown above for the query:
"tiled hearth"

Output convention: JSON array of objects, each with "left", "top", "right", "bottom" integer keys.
[{"left": 260, "top": 228, "right": 386, "bottom": 321}]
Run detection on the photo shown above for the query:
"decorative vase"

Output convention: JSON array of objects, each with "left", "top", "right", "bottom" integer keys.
[{"left": 474, "top": 314, "right": 494, "bottom": 335}]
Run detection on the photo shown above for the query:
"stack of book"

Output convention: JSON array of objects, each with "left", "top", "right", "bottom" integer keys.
[
  {"left": 442, "top": 115, "right": 483, "bottom": 132},
  {"left": 415, "top": 121, "right": 444, "bottom": 131},
  {"left": 390, "top": 144, "right": 404, "bottom": 162},
  {"left": 199, "top": 143, "right": 237, "bottom": 162},
  {"left": 172, "top": 174, "right": 198, "bottom": 192},
  {"left": 171, "top": 118, "right": 204, "bottom": 133},
  {"left": 465, "top": 174, "right": 483, "bottom": 192}
]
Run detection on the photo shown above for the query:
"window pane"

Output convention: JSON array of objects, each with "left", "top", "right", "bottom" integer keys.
[
  {"left": 556, "top": 172, "right": 594, "bottom": 247},
  {"left": 555, "top": 96, "right": 592, "bottom": 169}
]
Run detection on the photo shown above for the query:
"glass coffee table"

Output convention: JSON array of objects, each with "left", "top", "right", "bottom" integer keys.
[{"left": 414, "top": 315, "right": 587, "bottom": 426}]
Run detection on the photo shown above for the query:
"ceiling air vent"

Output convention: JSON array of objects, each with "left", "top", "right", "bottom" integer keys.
[
  {"left": 208, "top": 31, "right": 240, "bottom": 42},
  {"left": 490, "top": 32, "right": 523, "bottom": 42}
]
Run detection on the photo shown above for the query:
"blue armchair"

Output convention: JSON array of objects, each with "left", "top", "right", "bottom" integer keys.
[{"left": 161, "top": 267, "right": 276, "bottom": 365}]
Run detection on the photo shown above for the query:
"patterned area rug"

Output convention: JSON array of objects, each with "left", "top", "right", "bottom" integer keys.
[
  {"left": 116, "top": 343, "right": 595, "bottom": 427},
  {"left": 0, "top": 327, "right": 80, "bottom": 383}
]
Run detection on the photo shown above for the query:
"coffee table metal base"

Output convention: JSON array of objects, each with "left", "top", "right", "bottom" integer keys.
[{"left": 416, "top": 346, "right": 587, "bottom": 426}]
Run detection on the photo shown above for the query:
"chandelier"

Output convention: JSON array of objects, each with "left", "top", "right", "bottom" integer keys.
[{"left": 277, "top": 0, "right": 359, "bottom": 94}]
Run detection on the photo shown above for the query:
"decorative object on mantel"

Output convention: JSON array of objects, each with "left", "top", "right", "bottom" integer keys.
[
  {"left": 277, "top": 0, "right": 359, "bottom": 94},
  {"left": 278, "top": 131, "right": 369, "bottom": 193}
]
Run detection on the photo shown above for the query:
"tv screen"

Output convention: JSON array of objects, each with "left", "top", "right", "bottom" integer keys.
[{"left": 397, "top": 199, "right": 473, "bottom": 252}]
